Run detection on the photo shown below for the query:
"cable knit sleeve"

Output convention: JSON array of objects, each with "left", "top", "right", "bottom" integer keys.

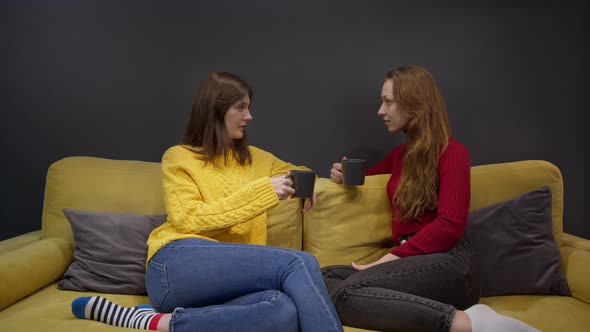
[
  {"left": 271, "top": 159, "right": 310, "bottom": 176},
  {"left": 251, "top": 147, "right": 310, "bottom": 176},
  {"left": 162, "top": 149, "right": 279, "bottom": 234}
]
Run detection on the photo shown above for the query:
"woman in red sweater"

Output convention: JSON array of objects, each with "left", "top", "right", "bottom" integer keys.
[{"left": 322, "top": 65, "right": 539, "bottom": 332}]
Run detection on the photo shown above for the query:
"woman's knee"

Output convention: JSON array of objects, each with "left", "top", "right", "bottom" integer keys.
[
  {"left": 280, "top": 249, "right": 320, "bottom": 272},
  {"left": 295, "top": 250, "right": 320, "bottom": 268},
  {"left": 266, "top": 291, "right": 299, "bottom": 332}
]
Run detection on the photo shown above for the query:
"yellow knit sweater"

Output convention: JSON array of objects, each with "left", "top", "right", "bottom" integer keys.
[{"left": 146, "top": 145, "right": 309, "bottom": 262}]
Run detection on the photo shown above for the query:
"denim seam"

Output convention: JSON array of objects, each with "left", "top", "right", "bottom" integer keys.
[
  {"left": 175, "top": 292, "right": 283, "bottom": 319},
  {"left": 444, "top": 306, "right": 457, "bottom": 331},
  {"left": 463, "top": 253, "right": 473, "bottom": 296},
  {"left": 148, "top": 259, "right": 170, "bottom": 310},
  {"left": 170, "top": 307, "right": 184, "bottom": 332},
  {"left": 346, "top": 287, "right": 455, "bottom": 331},
  {"left": 345, "top": 287, "right": 449, "bottom": 312},
  {"left": 355, "top": 256, "right": 457, "bottom": 289}
]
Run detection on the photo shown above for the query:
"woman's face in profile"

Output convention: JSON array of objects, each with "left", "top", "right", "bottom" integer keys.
[
  {"left": 224, "top": 95, "right": 253, "bottom": 139},
  {"left": 378, "top": 79, "right": 409, "bottom": 134}
]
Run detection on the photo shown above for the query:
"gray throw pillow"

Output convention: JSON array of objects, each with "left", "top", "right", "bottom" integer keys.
[
  {"left": 465, "top": 186, "right": 570, "bottom": 297},
  {"left": 58, "top": 209, "right": 166, "bottom": 294}
]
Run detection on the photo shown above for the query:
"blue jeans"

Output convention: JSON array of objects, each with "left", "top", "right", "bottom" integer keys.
[
  {"left": 145, "top": 238, "right": 343, "bottom": 332},
  {"left": 322, "top": 239, "right": 481, "bottom": 332}
]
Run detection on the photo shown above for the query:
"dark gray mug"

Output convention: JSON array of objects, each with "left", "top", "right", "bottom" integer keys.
[
  {"left": 342, "top": 159, "right": 366, "bottom": 186},
  {"left": 286, "top": 170, "right": 316, "bottom": 198}
]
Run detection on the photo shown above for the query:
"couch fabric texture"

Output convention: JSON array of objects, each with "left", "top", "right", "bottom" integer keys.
[{"left": 1, "top": 157, "right": 589, "bottom": 332}]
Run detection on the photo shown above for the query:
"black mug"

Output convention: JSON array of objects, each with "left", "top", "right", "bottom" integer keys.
[
  {"left": 341, "top": 159, "right": 366, "bottom": 186},
  {"left": 286, "top": 170, "right": 316, "bottom": 198}
]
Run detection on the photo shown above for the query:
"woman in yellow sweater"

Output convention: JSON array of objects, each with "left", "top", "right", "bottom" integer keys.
[{"left": 71, "top": 72, "right": 343, "bottom": 332}]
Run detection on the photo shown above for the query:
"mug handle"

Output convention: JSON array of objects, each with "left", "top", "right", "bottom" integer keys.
[
  {"left": 284, "top": 173, "right": 297, "bottom": 198},
  {"left": 284, "top": 172, "right": 295, "bottom": 189}
]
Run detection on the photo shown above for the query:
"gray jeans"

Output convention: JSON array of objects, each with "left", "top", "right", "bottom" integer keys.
[{"left": 321, "top": 239, "right": 481, "bottom": 332}]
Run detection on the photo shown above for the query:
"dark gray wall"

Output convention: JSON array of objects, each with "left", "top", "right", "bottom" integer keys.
[{"left": 2, "top": 0, "right": 589, "bottom": 240}]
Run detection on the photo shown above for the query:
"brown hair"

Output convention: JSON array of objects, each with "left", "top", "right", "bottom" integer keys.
[
  {"left": 182, "top": 72, "right": 253, "bottom": 165},
  {"left": 386, "top": 65, "right": 451, "bottom": 222}
]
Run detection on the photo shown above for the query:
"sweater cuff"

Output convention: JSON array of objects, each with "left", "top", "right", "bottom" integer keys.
[
  {"left": 250, "top": 177, "right": 279, "bottom": 210},
  {"left": 391, "top": 245, "right": 415, "bottom": 258}
]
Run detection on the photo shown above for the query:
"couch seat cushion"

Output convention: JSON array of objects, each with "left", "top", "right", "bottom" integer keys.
[
  {"left": 0, "top": 283, "right": 149, "bottom": 331},
  {"left": 480, "top": 295, "right": 590, "bottom": 332},
  {"left": 4, "top": 284, "right": 588, "bottom": 332},
  {"left": 0, "top": 283, "right": 378, "bottom": 331}
]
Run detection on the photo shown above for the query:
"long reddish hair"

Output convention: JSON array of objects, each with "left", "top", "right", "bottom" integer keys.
[{"left": 387, "top": 66, "right": 451, "bottom": 222}]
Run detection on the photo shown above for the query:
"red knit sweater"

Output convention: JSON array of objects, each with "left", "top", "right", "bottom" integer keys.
[{"left": 366, "top": 137, "right": 471, "bottom": 258}]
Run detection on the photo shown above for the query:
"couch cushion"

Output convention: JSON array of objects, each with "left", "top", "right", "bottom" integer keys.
[
  {"left": 303, "top": 175, "right": 392, "bottom": 267},
  {"left": 480, "top": 295, "right": 590, "bottom": 332},
  {"left": 305, "top": 160, "right": 565, "bottom": 268},
  {"left": 465, "top": 186, "right": 570, "bottom": 297},
  {"left": 266, "top": 196, "right": 303, "bottom": 250},
  {"left": 58, "top": 209, "right": 166, "bottom": 294},
  {"left": 469, "top": 160, "right": 564, "bottom": 247},
  {"left": 0, "top": 283, "right": 378, "bottom": 332},
  {"left": 0, "top": 284, "right": 149, "bottom": 331},
  {"left": 2, "top": 283, "right": 587, "bottom": 332},
  {"left": 42, "top": 157, "right": 167, "bottom": 242}
]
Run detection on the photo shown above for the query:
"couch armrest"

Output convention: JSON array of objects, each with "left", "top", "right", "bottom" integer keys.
[
  {"left": 0, "top": 230, "right": 42, "bottom": 255},
  {"left": 560, "top": 246, "right": 590, "bottom": 304},
  {"left": 562, "top": 233, "right": 590, "bottom": 252},
  {"left": 0, "top": 237, "right": 74, "bottom": 310}
]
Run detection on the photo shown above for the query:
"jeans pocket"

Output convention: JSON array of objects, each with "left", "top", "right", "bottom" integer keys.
[{"left": 146, "top": 259, "right": 170, "bottom": 311}]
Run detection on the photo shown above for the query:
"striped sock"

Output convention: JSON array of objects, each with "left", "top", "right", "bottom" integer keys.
[{"left": 71, "top": 296, "right": 163, "bottom": 330}]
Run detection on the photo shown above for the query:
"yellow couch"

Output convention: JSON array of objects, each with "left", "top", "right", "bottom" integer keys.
[{"left": 1, "top": 157, "right": 589, "bottom": 331}]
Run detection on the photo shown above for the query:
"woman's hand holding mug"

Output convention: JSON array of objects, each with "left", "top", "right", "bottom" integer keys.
[
  {"left": 270, "top": 176, "right": 295, "bottom": 200},
  {"left": 330, "top": 156, "right": 347, "bottom": 184}
]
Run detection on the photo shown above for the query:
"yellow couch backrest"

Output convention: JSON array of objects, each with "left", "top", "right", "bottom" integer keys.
[
  {"left": 469, "top": 160, "right": 563, "bottom": 247},
  {"left": 40, "top": 156, "right": 303, "bottom": 249},
  {"left": 41, "top": 157, "right": 562, "bottom": 257},
  {"left": 303, "top": 160, "right": 564, "bottom": 267},
  {"left": 41, "top": 157, "right": 166, "bottom": 242}
]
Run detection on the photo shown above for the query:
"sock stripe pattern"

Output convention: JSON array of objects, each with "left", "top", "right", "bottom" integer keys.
[
  {"left": 101, "top": 301, "right": 111, "bottom": 322},
  {"left": 72, "top": 296, "right": 162, "bottom": 330},
  {"left": 89, "top": 297, "right": 99, "bottom": 320},
  {"left": 113, "top": 306, "right": 123, "bottom": 326},
  {"left": 120, "top": 306, "right": 131, "bottom": 326},
  {"left": 107, "top": 304, "right": 116, "bottom": 325}
]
